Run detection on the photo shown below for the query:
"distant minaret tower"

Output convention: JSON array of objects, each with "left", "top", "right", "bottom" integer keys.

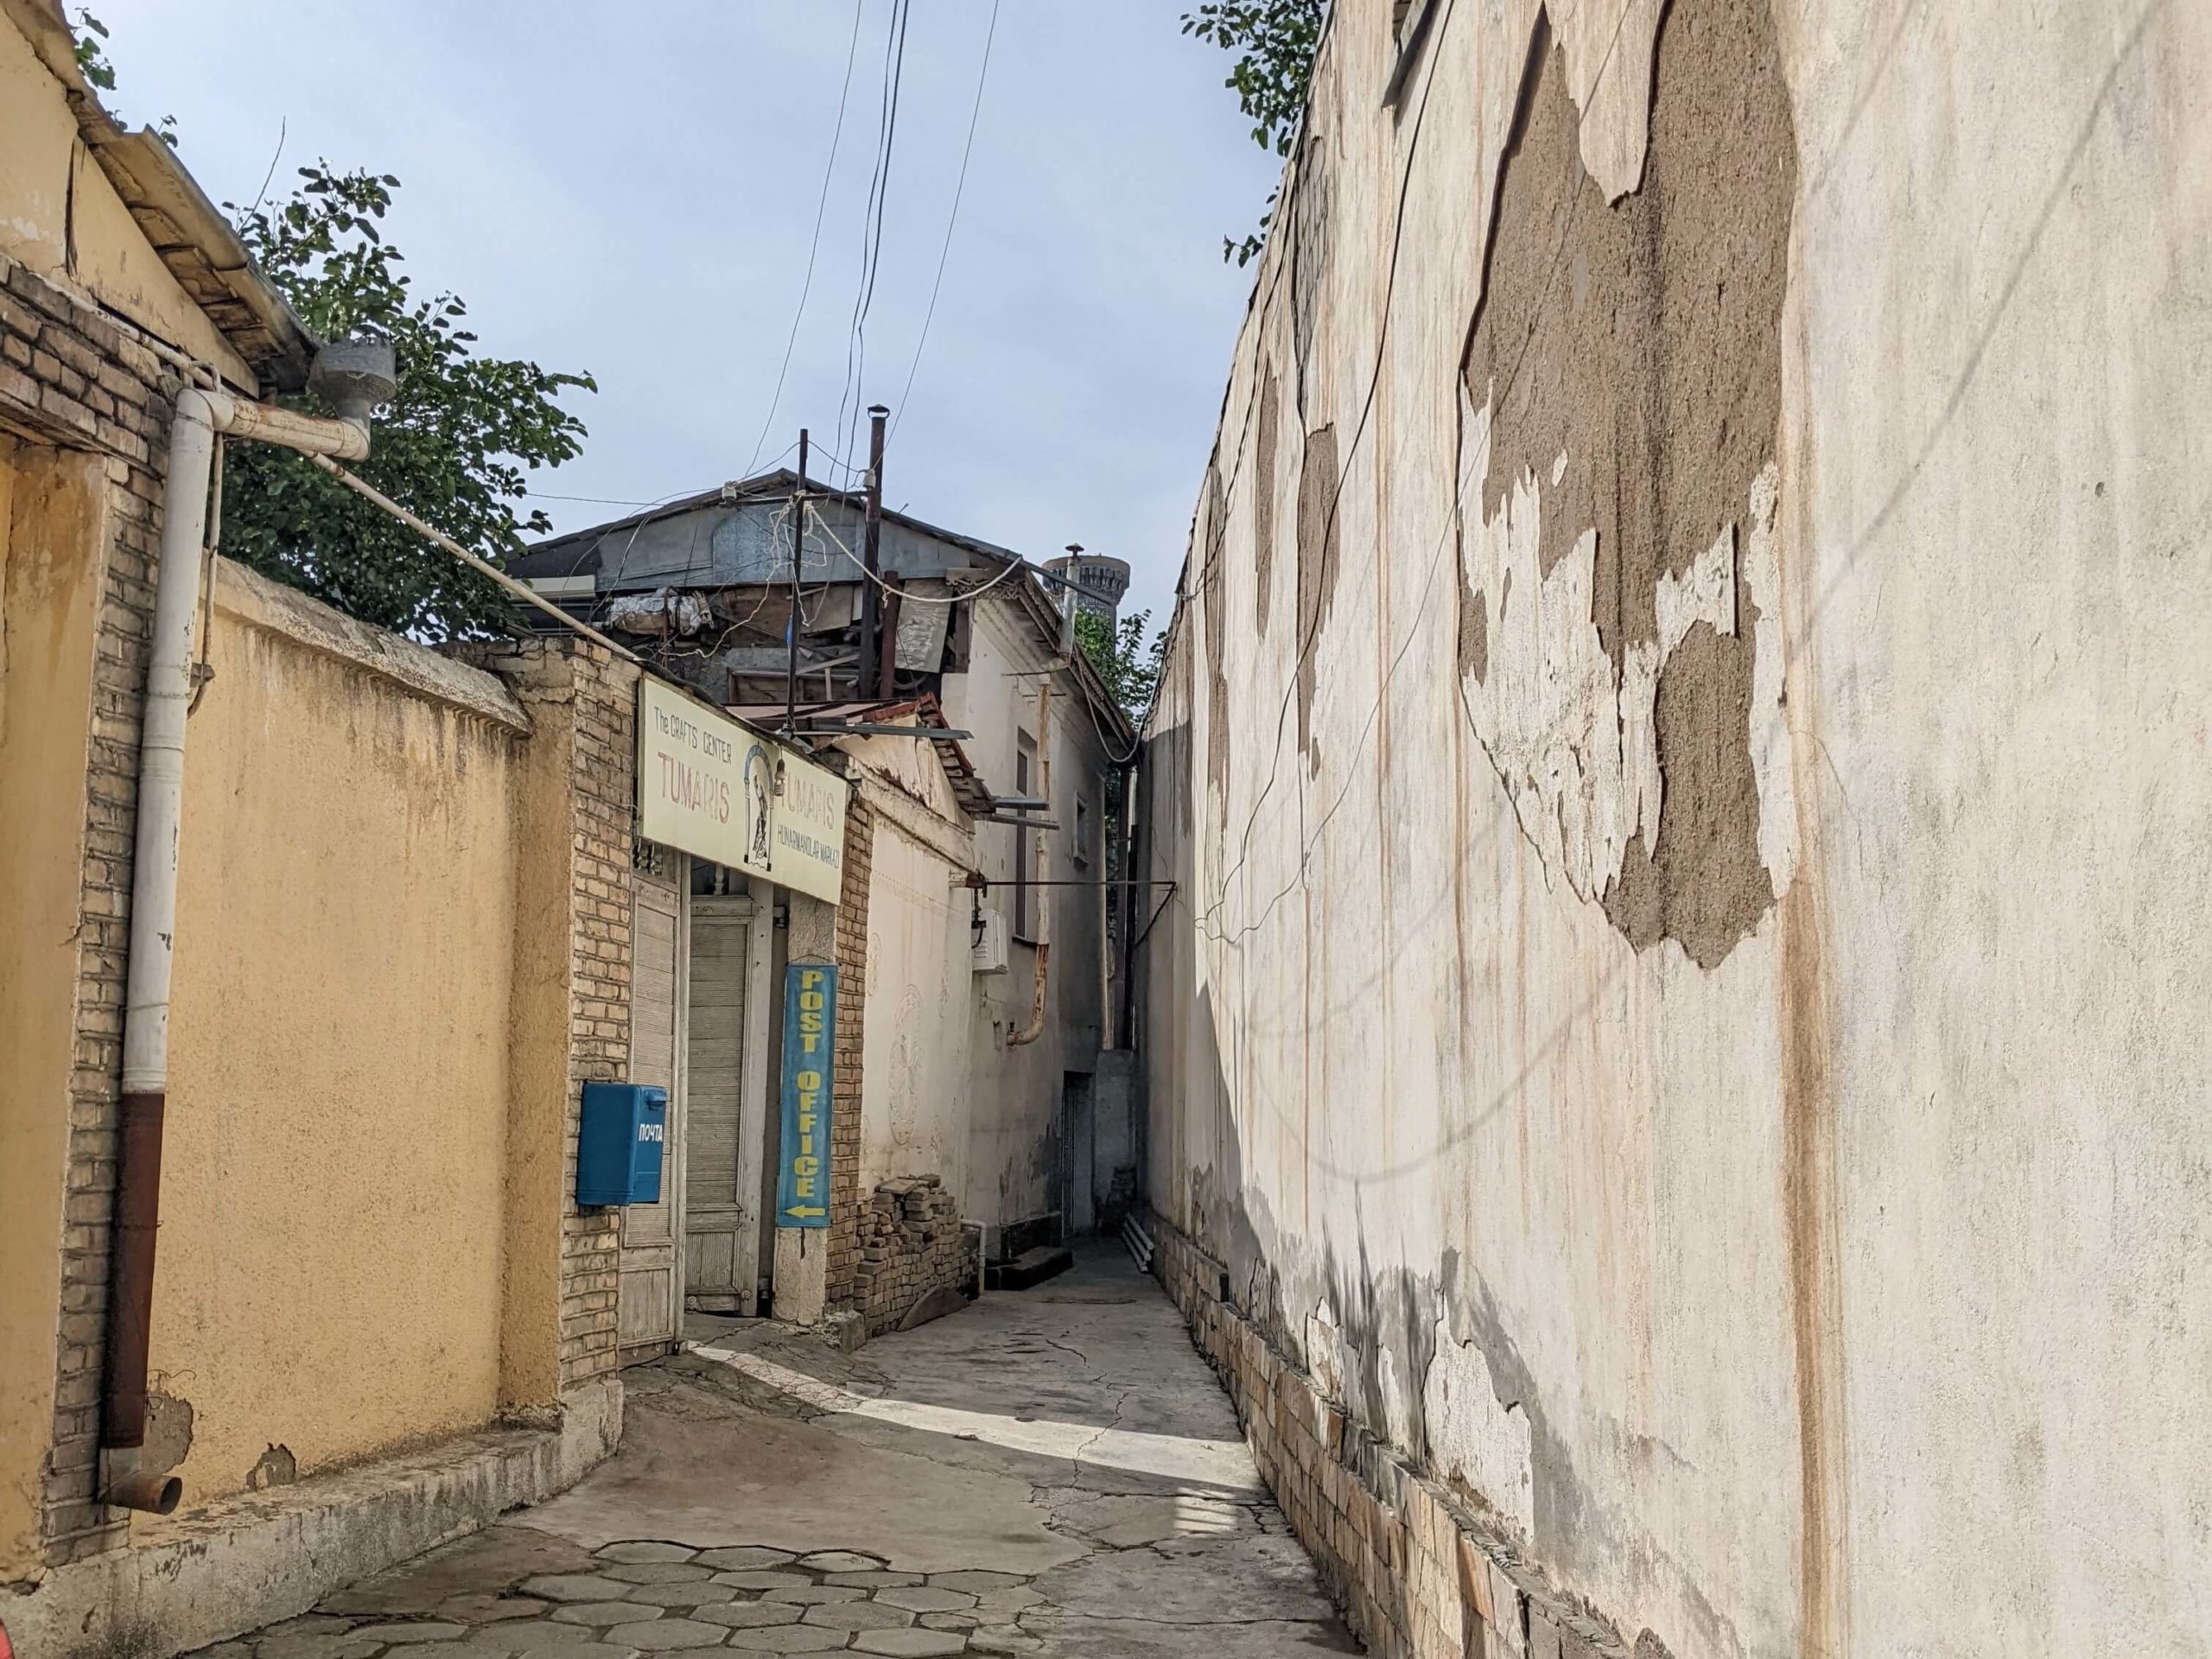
[{"left": 1045, "top": 544, "right": 1132, "bottom": 624}]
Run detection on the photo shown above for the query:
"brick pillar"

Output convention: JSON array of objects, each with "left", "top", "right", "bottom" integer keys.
[
  {"left": 826, "top": 787, "right": 874, "bottom": 1311},
  {"left": 1, "top": 255, "right": 190, "bottom": 1569},
  {"left": 490, "top": 639, "right": 638, "bottom": 1403},
  {"left": 556, "top": 645, "right": 638, "bottom": 1389}
]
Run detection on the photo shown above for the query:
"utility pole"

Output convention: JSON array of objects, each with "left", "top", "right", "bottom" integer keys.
[
  {"left": 785, "top": 428, "right": 808, "bottom": 736},
  {"left": 859, "top": 404, "right": 888, "bottom": 700}
]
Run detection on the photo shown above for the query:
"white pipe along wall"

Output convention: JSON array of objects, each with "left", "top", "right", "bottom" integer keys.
[{"left": 105, "top": 363, "right": 384, "bottom": 1513}]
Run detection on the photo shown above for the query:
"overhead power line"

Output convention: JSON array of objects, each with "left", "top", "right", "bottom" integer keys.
[
  {"left": 890, "top": 0, "right": 1001, "bottom": 444},
  {"left": 836, "top": 0, "right": 913, "bottom": 474},
  {"left": 744, "top": 0, "right": 868, "bottom": 480}
]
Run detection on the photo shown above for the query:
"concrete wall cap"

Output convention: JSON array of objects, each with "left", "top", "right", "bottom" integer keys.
[{"left": 213, "top": 557, "right": 531, "bottom": 734}]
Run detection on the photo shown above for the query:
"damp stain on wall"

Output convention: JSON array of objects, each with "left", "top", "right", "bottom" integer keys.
[
  {"left": 1202, "top": 467, "right": 1232, "bottom": 809},
  {"left": 1295, "top": 424, "right": 1343, "bottom": 771},
  {"left": 1255, "top": 371, "right": 1281, "bottom": 633}
]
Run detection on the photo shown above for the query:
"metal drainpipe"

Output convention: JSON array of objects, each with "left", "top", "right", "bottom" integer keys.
[
  {"left": 102, "top": 347, "right": 388, "bottom": 1514},
  {"left": 1008, "top": 678, "right": 1052, "bottom": 1046}
]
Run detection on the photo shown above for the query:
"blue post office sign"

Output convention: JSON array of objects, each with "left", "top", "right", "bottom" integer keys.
[{"left": 776, "top": 961, "right": 836, "bottom": 1227}]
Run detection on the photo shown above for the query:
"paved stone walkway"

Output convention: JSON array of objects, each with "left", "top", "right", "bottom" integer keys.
[{"left": 188, "top": 1245, "right": 1358, "bottom": 1657}]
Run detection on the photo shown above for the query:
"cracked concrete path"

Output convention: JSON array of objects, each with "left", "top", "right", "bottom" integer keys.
[{"left": 185, "top": 1244, "right": 1358, "bottom": 1657}]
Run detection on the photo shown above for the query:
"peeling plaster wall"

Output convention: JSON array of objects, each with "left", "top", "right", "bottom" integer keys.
[
  {"left": 855, "top": 782, "right": 976, "bottom": 1199},
  {"left": 1138, "top": 0, "right": 2212, "bottom": 1653}
]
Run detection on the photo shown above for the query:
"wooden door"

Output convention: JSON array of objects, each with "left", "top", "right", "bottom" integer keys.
[
  {"left": 684, "top": 895, "right": 773, "bottom": 1313},
  {"left": 619, "top": 865, "right": 686, "bottom": 1357}
]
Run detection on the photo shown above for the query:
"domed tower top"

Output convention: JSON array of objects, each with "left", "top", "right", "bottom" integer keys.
[{"left": 1043, "top": 550, "right": 1132, "bottom": 624}]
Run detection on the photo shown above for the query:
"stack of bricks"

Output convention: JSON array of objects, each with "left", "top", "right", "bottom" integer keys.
[
  {"left": 1149, "top": 1212, "right": 1628, "bottom": 1659},
  {"left": 3, "top": 251, "right": 181, "bottom": 1567},
  {"left": 854, "top": 1176, "right": 978, "bottom": 1336},
  {"left": 824, "top": 778, "right": 873, "bottom": 1309}
]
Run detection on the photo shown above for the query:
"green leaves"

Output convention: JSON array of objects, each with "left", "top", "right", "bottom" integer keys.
[
  {"left": 1075, "top": 608, "right": 1166, "bottom": 724},
  {"left": 72, "top": 9, "right": 116, "bottom": 91},
  {"left": 1180, "top": 0, "right": 1323, "bottom": 263},
  {"left": 223, "top": 163, "right": 595, "bottom": 639}
]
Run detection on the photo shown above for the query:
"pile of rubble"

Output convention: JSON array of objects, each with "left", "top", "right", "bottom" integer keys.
[{"left": 855, "top": 1175, "right": 980, "bottom": 1335}]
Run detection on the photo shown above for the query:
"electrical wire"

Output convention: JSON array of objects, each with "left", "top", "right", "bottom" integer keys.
[
  {"left": 543, "top": 486, "right": 710, "bottom": 583},
  {"left": 744, "top": 0, "right": 868, "bottom": 480},
  {"left": 1188, "top": 0, "right": 1730, "bottom": 945},
  {"left": 888, "top": 0, "right": 1000, "bottom": 444},
  {"left": 525, "top": 490, "right": 665, "bottom": 507},
  {"left": 1131, "top": 882, "right": 1180, "bottom": 952},
  {"left": 835, "top": 0, "right": 913, "bottom": 472},
  {"left": 1190, "top": 0, "right": 1462, "bottom": 936},
  {"left": 802, "top": 501, "right": 1024, "bottom": 605},
  {"left": 1153, "top": 0, "right": 1344, "bottom": 632},
  {"left": 804, "top": 505, "right": 1141, "bottom": 763},
  {"left": 1072, "top": 667, "right": 1144, "bottom": 767}
]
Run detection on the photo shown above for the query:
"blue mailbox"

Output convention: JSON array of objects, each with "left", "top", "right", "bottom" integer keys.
[{"left": 576, "top": 1082, "right": 667, "bottom": 1206}]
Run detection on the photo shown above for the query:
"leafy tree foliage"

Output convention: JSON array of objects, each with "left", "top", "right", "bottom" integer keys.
[
  {"left": 72, "top": 9, "right": 175, "bottom": 143},
  {"left": 71, "top": 8, "right": 115, "bottom": 90},
  {"left": 1181, "top": 0, "right": 1325, "bottom": 264},
  {"left": 1076, "top": 607, "right": 1166, "bottom": 724},
  {"left": 223, "top": 166, "right": 594, "bottom": 638}
]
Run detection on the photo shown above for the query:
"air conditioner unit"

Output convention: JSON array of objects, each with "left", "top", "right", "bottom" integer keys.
[{"left": 971, "top": 906, "right": 1009, "bottom": 975}]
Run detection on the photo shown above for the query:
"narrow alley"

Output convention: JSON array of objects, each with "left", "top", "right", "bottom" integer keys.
[
  {"left": 6, "top": 4, "right": 2207, "bottom": 1656},
  {"left": 187, "top": 1249, "right": 1357, "bottom": 1659}
]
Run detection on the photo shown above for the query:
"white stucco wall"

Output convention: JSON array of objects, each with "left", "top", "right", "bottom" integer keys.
[
  {"left": 1138, "top": 1, "right": 2212, "bottom": 1656},
  {"left": 941, "top": 592, "right": 1116, "bottom": 1236},
  {"left": 850, "top": 728, "right": 976, "bottom": 1201}
]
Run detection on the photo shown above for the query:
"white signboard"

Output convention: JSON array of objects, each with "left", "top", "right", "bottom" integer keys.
[{"left": 637, "top": 678, "right": 847, "bottom": 904}]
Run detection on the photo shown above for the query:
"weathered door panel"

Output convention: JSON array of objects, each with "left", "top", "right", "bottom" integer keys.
[
  {"left": 683, "top": 894, "right": 772, "bottom": 1313},
  {"left": 619, "top": 866, "right": 685, "bottom": 1357}
]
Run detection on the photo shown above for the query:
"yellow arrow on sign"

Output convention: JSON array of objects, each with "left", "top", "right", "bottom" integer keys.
[{"left": 783, "top": 1205, "right": 826, "bottom": 1218}]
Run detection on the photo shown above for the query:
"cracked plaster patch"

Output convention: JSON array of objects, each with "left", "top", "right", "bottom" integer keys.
[
  {"left": 1458, "top": 382, "right": 1794, "bottom": 955},
  {"left": 1421, "top": 1319, "right": 1535, "bottom": 1540}
]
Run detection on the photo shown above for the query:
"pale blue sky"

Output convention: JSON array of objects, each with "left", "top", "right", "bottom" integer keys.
[{"left": 91, "top": 2, "right": 1282, "bottom": 631}]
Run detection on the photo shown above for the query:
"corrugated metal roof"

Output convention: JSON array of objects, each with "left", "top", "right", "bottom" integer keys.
[{"left": 512, "top": 468, "right": 1028, "bottom": 588}]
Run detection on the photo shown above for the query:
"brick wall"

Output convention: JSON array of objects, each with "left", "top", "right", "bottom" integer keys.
[
  {"left": 3, "top": 253, "right": 181, "bottom": 1567},
  {"left": 825, "top": 783, "right": 873, "bottom": 1310},
  {"left": 485, "top": 639, "right": 639, "bottom": 1395},
  {"left": 556, "top": 645, "right": 638, "bottom": 1391},
  {"left": 1150, "top": 1212, "right": 1629, "bottom": 1659},
  {"left": 4, "top": 249, "right": 641, "bottom": 1566},
  {"left": 854, "top": 1177, "right": 980, "bottom": 1335}
]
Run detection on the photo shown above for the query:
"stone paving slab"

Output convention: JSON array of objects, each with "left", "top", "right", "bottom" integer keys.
[{"left": 185, "top": 1248, "right": 1360, "bottom": 1657}]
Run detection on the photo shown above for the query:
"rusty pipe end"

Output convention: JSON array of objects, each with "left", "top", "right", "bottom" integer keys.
[
  {"left": 102, "top": 1090, "right": 166, "bottom": 1451},
  {"left": 104, "top": 1468, "right": 181, "bottom": 1515}
]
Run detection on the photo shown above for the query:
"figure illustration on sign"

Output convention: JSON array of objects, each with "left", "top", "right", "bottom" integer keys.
[{"left": 744, "top": 743, "right": 772, "bottom": 867}]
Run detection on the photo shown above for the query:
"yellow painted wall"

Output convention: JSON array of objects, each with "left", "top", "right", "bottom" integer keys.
[
  {"left": 499, "top": 650, "right": 579, "bottom": 1416},
  {"left": 149, "top": 562, "right": 529, "bottom": 1505},
  {"left": 0, "top": 13, "right": 255, "bottom": 387},
  {"left": 0, "top": 439, "right": 106, "bottom": 1580}
]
